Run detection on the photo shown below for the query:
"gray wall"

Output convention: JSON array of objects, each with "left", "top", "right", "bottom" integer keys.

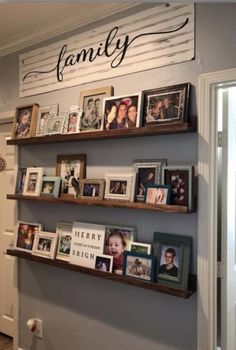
[{"left": 1, "top": 3, "right": 236, "bottom": 350}]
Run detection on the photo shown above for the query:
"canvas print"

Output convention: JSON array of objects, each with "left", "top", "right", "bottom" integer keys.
[{"left": 103, "top": 92, "right": 142, "bottom": 130}]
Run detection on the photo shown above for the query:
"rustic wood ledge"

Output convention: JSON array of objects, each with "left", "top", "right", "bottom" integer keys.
[
  {"left": 7, "top": 121, "right": 196, "bottom": 146},
  {"left": 7, "top": 194, "right": 193, "bottom": 214},
  {"left": 7, "top": 249, "right": 196, "bottom": 299}
]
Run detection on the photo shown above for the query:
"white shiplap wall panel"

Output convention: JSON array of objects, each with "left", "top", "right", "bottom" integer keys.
[{"left": 19, "top": 4, "right": 195, "bottom": 97}]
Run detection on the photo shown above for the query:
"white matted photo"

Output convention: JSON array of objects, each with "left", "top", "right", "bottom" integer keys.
[
  {"left": 56, "top": 222, "right": 73, "bottom": 261},
  {"left": 23, "top": 167, "right": 44, "bottom": 196},
  {"left": 32, "top": 231, "right": 58, "bottom": 259},
  {"left": 36, "top": 104, "right": 58, "bottom": 137},
  {"left": 14, "top": 221, "right": 42, "bottom": 253},
  {"left": 95, "top": 254, "right": 113, "bottom": 273},
  {"left": 104, "top": 172, "right": 136, "bottom": 202}
]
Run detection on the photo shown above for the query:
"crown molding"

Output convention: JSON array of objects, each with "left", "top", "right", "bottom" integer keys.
[{"left": 0, "top": 3, "right": 140, "bottom": 58}]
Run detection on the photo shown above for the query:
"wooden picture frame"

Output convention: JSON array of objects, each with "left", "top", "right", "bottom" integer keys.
[
  {"left": 103, "top": 92, "right": 142, "bottom": 131},
  {"left": 79, "top": 86, "right": 113, "bottom": 132},
  {"left": 14, "top": 221, "right": 42, "bottom": 254},
  {"left": 79, "top": 179, "right": 105, "bottom": 200},
  {"left": 15, "top": 167, "right": 27, "bottom": 194},
  {"left": 12, "top": 103, "right": 39, "bottom": 139},
  {"left": 56, "top": 221, "right": 73, "bottom": 261},
  {"left": 32, "top": 231, "right": 58, "bottom": 259},
  {"left": 145, "top": 185, "right": 172, "bottom": 205},
  {"left": 23, "top": 167, "right": 44, "bottom": 196},
  {"left": 104, "top": 172, "right": 136, "bottom": 202},
  {"left": 162, "top": 165, "right": 194, "bottom": 210},
  {"left": 36, "top": 104, "right": 58, "bottom": 137},
  {"left": 56, "top": 154, "right": 86, "bottom": 199},
  {"left": 40, "top": 176, "right": 61, "bottom": 197},
  {"left": 132, "top": 159, "right": 167, "bottom": 202},
  {"left": 123, "top": 251, "right": 155, "bottom": 282},
  {"left": 153, "top": 232, "right": 192, "bottom": 290},
  {"left": 143, "top": 83, "right": 190, "bottom": 126}
]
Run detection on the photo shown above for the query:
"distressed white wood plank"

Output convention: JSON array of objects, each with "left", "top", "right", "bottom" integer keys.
[{"left": 19, "top": 3, "right": 194, "bottom": 98}]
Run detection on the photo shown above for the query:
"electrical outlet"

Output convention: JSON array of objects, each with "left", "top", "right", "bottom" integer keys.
[{"left": 35, "top": 319, "right": 43, "bottom": 339}]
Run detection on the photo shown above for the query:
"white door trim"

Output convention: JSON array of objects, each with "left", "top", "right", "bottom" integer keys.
[{"left": 198, "top": 67, "right": 236, "bottom": 350}]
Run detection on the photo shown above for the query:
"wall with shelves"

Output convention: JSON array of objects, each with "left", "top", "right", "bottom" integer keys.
[{"left": 1, "top": 3, "right": 236, "bottom": 350}]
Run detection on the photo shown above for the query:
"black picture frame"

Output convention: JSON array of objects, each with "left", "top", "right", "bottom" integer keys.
[{"left": 143, "top": 83, "right": 190, "bottom": 126}]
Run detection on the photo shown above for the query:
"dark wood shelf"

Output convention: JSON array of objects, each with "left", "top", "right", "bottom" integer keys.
[
  {"left": 7, "top": 249, "right": 196, "bottom": 298},
  {"left": 7, "top": 122, "right": 196, "bottom": 146},
  {"left": 7, "top": 194, "right": 193, "bottom": 213}
]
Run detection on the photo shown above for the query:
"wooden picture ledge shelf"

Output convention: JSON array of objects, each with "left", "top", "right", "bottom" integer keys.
[
  {"left": 7, "top": 194, "right": 193, "bottom": 214},
  {"left": 7, "top": 122, "right": 196, "bottom": 146},
  {"left": 6, "top": 249, "right": 196, "bottom": 298}
]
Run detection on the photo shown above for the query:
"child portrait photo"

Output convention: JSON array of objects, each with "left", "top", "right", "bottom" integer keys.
[{"left": 123, "top": 252, "right": 155, "bottom": 281}]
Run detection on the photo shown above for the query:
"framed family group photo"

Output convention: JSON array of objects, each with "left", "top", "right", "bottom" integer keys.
[
  {"left": 103, "top": 92, "right": 142, "bottom": 130},
  {"left": 12, "top": 103, "right": 39, "bottom": 139},
  {"left": 79, "top": 86, "right": 113, "bottom": 132},
  {"left": 153, "top": 232, "right": 192, "bottom": 290},
  {"left": 143, "top": 83, "right": 190, "bottom": 126},
  {"left": 123, "top": 252, "right": 155, "bottom": 281},
  {"left": 14, "top": 221, "right": 42, "bottom": 253},
  {"left": 32, "top": 231, "right": 58, "bottom": 259}
]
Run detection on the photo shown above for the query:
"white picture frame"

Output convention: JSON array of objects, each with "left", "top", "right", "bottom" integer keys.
[
  {"left": 23, "top": 167, "right": 44, "bottom": 196},
  {"left": 43, "top": 115, "right": 65, "bottom": 135},
  {"left": 32, "top": 231, "right": 58, "bottom": 259},
  {"left": 129, "top": 241, "right": 152, "bottom": 255},
  {"left": 14, "top": 221, "right": 42, "bottom": 253},
  {"left": 94, "top": 254, "right": 113, "bottom": 273},
  {"left": 56, "top": 222, "right": 73, "bottom": 261},
  {"left": 36, "top": 104, "right": 58, "bottom": 137},
  {"left": 104, "top": 172, "right": 136, "bottom": 202}
]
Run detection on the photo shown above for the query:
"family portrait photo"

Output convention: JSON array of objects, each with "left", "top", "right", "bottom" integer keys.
[
  {"left": 144, "top": 83, "right": 190, "bottom": 126},
  {"left": 109, "top": 180, "right": 127, "bottom": 195},
  {"left": 37, "top": 238, "right": 52, "bottom": 252},
  {"left": 15, "top": 221, "right": 41, "bottom": 253},
  {"left": 105, "top": 173, "right": 135, "bottom": 202},
  {"left": 124, "top": 253, "right": 154, "bottom": 281},
  {"left": 158, "top": 244, "right": 180, "bottom": 280},
  {"left": 103, "top": 93, "right": 142, "bottom": 130}
]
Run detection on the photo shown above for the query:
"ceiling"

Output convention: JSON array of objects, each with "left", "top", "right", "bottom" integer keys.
[{"left": 0, "top": 2, "right": 139, "bottom": 58}]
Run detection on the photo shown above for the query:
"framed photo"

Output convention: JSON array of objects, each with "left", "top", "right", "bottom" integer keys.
[
  {"left": 129, "top": 241, "right": 151, "bottom": 255},
  {"left": 23, "top": 167, "right": 44, "bottom": 196},
  {"left": 103, "top": 92, "right": 142, "bottom": 130},
  {"left": 44, "top": 115, "right": 65, "bottom": 135},
  {"left": 145, "top": 185, "right": 171, "bottom": 205},
  {"left": 40, "top": 176, "right": 61, "bottom": 197},
  {"left": 79, "top": 86, "right": 113, "bottom": 132},
  {"left": 162, "top": 165, "right": 194, "bottom": 210},
  {"left": 12, "top": 103, "right": 39, "bottom": 139},
  {"left": 153, "top": 232, "right": 192, "bottom": 289},
  {"left": 95, "top": 254, "right": 113, "bottom": 273},
  {"left": 36, "top": 104, "right": 58, "bottom": 137},
  {"left": 79, "top": 179, "right": 105, "bottom": 200},
  {"left": 104, "top": 172, "right": 136, "bottom": 202},
  {"left": 64, "top": 111, "right": 82, "bottom": 134},
  {"left": 32, "top": 231, "right": 58, "bottom": 259},
  {"left": 56, "top": 222, "right": 73, "bottom": 261},
  {"left": 132, "top": 159, "right": 167, "bottom": 202},
  {"left": 143, "top": 83, "right": 190, "bottom": 126},
  {"left": 15, "top": 167, "right": 27, "bottom": 194},
  {"left": 14, "top": 221, "right": 42, "bottom": 253},
  {"left": 123, "top": 252, "right": 155, "bottom": 282},
  {"left": 56, "top": 154, "right": 86, "bottom": 198}
]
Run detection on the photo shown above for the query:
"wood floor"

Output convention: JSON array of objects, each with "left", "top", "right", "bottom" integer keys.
[{"left": 0, "top": 333, "right": 13, "bottom": 350}]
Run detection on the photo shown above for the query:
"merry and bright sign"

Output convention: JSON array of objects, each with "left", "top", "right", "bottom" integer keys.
[{"left": 19, "top": 4, "right": 195, "bottom": 98}]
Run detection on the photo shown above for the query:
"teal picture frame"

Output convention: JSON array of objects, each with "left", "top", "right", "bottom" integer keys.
[
  {"left": 153, "top": 232, "right": 192, "bottom": 290},
  {"left": 123, "top": 251, "right": 155, "bottom": 282},
  {"left": 41, "top": 176, "right": 61, "bottom": 197}
]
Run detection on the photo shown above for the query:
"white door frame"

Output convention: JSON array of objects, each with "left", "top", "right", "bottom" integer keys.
[
  {"left": 198, "top": 67, "right": 236, "bottom": 350},
  {"left": 0, "top": 110, "right": 18, "bottom": 350}
]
